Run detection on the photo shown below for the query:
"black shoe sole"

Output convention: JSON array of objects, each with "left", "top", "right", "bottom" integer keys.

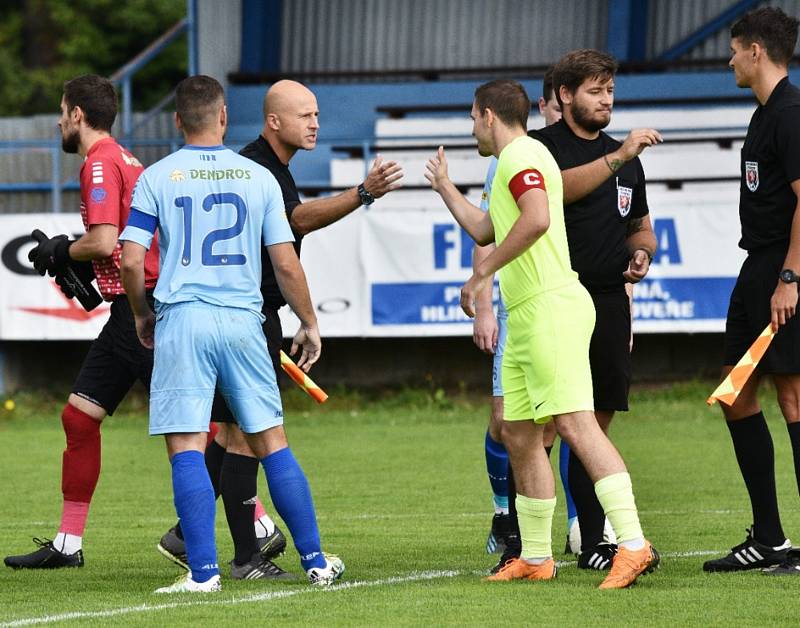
[{"left": 4, "top": 560, "right": 83, "bottom": 570}]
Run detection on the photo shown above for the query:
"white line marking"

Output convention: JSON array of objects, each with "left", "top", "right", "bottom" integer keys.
[
  {"left": 1, "top": 550, "right": 725, "bottom": 626},
  {"left": 0, "top": 570, "right": 462, "bottom": 627}
]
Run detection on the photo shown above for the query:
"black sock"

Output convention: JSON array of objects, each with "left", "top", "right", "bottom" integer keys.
[
  {"left": 568, "top": 453, "right": 605, "bottom": 552},
  {"left": 221, "top": 452, "right": 261, "bottom": 565},
  {"left": 788, "top": 422, "right": 800, "bottom": 498},
  {"left": 727, "top": 412, "right": 785, "bottom": 545},
  {"left": 506, "top": 465, "right": 521, "bottom": 546},
  {"left": 174, "top": 439, "right": 226, "bottom": 540}
]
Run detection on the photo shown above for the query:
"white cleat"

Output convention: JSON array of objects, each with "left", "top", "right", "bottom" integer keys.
[
  {"left": 567, "top": 517, "right": 581, "bottom": 555},
  {"left": 306, "top": 553, "right": 345, "bottom": 586},
  {"left": 154, "top": 572, "right": 221, "bottom": 594},
  {"left": 603, "top": 517, "right": 617, "bottom": 545}
]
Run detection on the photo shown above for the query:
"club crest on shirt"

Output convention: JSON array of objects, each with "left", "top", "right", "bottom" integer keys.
[
  {"left": 617, "top": 184, "right": 632, "bottom": 217},
  {"left": 745, "top": 161, "right": 759, "bottom": 192}
]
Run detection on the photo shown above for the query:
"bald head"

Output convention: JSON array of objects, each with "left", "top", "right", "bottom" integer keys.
[
  {"left": 261, "top": 80, "right": 320, "bottom": 162},
  {"left": 264, "top": 80, "right": 316, "bottom": 118}
]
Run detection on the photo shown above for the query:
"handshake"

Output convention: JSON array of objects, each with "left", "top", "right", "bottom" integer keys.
[{"left": 28, "top": 229, "right": 102, "bottom": 311}]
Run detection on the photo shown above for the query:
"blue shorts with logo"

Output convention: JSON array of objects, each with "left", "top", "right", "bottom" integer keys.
[
  {"left": 149, "top": 301, "right": 283, "bottom": 436},
  {"left": 491, "top": 297, "right": 508, "bottom": 397}
]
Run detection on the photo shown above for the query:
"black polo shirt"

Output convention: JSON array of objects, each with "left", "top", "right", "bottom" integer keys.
[
  {"left": 239, "top": 135, "right": 303, "bottom": 310},
  {"left": 739, "top": 76, "right": 800, "bottom": 252},
  {"left": 530, "top": 120, "right": 649, "bottom": 293}
]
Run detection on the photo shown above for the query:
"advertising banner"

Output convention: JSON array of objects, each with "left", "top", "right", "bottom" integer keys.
[
  {"left": 0, "top": 190, "right": 746, "bottom": 339},
  {"left": 0, "top": 214, "right": 110, "bottom": 340}
]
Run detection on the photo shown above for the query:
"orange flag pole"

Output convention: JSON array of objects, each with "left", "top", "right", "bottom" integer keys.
[
  {"left": 280, "top": 350, "right": 328, "bottom": 403},
  {"left": 707, "top": 324, "right": 775, "bottom": 406}
]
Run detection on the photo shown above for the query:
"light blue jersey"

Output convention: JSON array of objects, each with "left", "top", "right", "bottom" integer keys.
[
  {"left": 120, "top": 145, "right": 293, "bottom": 318},
  {"left": 480, "top": 158, "right": 507, "bottom": 397},
  {"left": 120, "top": 144, "right": 292, "bottom": 436}
]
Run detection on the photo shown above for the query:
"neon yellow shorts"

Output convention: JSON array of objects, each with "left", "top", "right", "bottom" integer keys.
[{"left": 502, "top": 283, "right": 595, "bottom": 423}]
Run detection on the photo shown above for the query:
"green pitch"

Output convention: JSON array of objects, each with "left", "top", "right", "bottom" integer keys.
[{"left": 0, "top": 381, "right": 798, "bottom": 626}]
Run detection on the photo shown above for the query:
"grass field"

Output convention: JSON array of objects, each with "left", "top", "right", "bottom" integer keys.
[{"left": 0, "top": 381, "right": 798, "bottom": 627}]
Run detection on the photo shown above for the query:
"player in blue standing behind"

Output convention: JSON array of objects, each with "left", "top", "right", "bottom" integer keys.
[{"left": 119, "top": 75, "right": 344, "bottom": 592}]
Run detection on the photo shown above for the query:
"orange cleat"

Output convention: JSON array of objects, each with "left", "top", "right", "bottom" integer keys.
[
  {"left": 598, "top": 541, "right": 660, "bottom": 589},
  {"left": 485, "top": 557, "right": 557, "bottom": 581}
]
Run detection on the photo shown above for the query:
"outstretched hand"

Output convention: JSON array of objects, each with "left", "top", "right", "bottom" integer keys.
[
  {"left": 363, "top": 155, "right": 404, "bottom": 198},
  {"left": 424, "top": 146, "right": 450, "bottom": 192},
  {"left": 617, "top": 129, "right": 663, "bottom": 162}
]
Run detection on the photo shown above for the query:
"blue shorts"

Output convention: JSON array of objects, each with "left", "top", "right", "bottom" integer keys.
[
  {"left": 149, "top": 302, "right": 284, "bottom": 436},
  {"left": 491, "top": 297, "right": 508, "bottom": 397}
]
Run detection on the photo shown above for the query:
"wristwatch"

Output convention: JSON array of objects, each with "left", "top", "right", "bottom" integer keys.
[
  {"left": 357, "top": 183, "right": 375, "bottom": 206},
  {"left": 779, "top": 269, "right": 800, "bottom": 284}
]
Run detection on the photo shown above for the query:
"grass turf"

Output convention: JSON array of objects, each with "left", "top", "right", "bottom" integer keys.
[{"left": 0, "top": 381, "right": 798, "bottom": 626}]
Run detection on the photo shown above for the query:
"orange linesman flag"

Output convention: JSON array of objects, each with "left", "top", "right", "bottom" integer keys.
[
  {"left": 280, "top": 350, "right": 329, "bottom": 403},
  {"left": 707, "top": 324, "right": 775, "bottom": 406}
]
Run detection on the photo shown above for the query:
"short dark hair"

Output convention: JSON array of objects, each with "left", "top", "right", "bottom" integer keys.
[
  {"left": 474, "top": 79, "right": 530, "bottom": 129},
  {"left": 552, "top": 49, "right": 618, "bottom": 107},
  {"left": 62, "top": 75, "right": 117, "bottom": 131},
  {"left": 731, "top": 6, "right": 799, "bottom": 65},
  {"left": 175, "top": 75, "right": 225, "bottom": 135},
  {"left": 542, "top": 66, "right": 556, "bottom": 102}
]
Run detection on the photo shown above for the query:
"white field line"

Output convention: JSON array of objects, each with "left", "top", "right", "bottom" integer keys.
[
  {"left": 2, "top": 551, "right": 723, "bottom": 627},
  {"left": 0, "top": 570, "right": 461, "bottom": 627}
]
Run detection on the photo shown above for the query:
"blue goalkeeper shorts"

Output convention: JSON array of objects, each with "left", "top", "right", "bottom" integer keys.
[{"left": 149, "top": 301, "right": 283, "bottom": 435}]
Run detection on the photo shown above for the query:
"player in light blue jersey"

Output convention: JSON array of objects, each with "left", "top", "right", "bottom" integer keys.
[{"left": 120, "top": 76, "right": 343, "bottom": 593}]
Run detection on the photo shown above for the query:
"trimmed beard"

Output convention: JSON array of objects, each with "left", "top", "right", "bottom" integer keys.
[
  {"left": 571, "top": 101, "right": 610, "bottom": 134},
  {"left": 61, "top": 129, "right": 80, "bottom": 154}
]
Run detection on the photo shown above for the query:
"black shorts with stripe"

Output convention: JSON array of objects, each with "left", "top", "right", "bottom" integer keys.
[
  {"left": 588, "top": 288, "right": 631, "bottom": 412},
  {"left": 71, "top": 293, "right": 155, "bottom": 416},
  {"left": 723, "top": 244, "right": 800, "bottom": 373}
]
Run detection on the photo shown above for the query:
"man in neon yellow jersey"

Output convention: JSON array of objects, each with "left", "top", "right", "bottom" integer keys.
[{"left": 425, "top": 78, "right": 658, "bottom": 589}]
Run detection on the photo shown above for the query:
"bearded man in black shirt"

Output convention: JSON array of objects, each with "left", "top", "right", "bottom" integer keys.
[
  {"left": 703, "top": 7, "right": 800, "bottom": 576},
  {"left": 530, "top": 49, "right": 661, "bottom": 571}
]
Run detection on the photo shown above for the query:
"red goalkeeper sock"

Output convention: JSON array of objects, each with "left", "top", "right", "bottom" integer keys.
[{"left": 59, "top": 403, "right": 101, "bottom": 534}]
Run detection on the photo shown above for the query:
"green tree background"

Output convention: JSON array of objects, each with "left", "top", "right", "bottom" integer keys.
[{"left": 0, "top": 0, "right": 186, "bottom": 116}]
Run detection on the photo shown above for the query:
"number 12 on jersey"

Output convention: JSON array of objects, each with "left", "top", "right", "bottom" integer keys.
[{"left": 175, "top": 192, "right": 248, "bottom": 267}]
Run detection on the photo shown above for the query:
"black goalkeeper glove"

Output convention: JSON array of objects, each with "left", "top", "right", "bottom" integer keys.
[
  {"left": 54, "top": 259, "right": 95, "bottom": 299},
  {"left": 28, "top": 230, "right": 72, "bottom": 277}
]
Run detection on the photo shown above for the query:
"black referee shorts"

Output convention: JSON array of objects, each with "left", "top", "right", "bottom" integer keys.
[
  {"left": 211, "top": 306, "right": 283, "bottom": 424},
  {"left": 72, "top": 293, "right": 154, "bottom": 416},
  {"left": 588, "top": 288, "right": 631, "bottom": 412},
  {"left": 723, "top": 244, "right": 800, "bottom": 373}
]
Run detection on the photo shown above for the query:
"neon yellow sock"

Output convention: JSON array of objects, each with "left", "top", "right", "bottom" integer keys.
[
  {"left": 594, "top": 472, "right": 644, "bottom": 544},
  {"left": 516, "top": 495, "right": 556, "bottom": 560}
]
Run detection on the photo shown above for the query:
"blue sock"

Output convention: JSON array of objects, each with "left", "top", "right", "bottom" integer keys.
[
  {"left": 485, "top": 431, "right": 509, "bottom": 510},
  {"left": 171, "top": 450, "right": 218, "bottom": 583},
  {"left": 261, "top": 447, "right": 325, "bottom": 570},
  {"left": 559, "top": 440, "right": 577, "bottom": 521}
]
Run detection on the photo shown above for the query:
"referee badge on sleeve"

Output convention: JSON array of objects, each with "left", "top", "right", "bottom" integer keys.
[
  {"left": 745, "top": 161, "right": 759, "bottom": 192},
  {"left": 617, "top": 183, "right": 632, "bottom": 217}
]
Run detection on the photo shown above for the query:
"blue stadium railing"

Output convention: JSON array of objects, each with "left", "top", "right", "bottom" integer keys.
[{"left": 0, "top": 0, "right": 198, "bottom": 213}]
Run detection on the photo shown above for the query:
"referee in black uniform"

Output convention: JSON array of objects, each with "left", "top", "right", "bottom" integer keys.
[
  {"left": 530, "top": 49, "right": 661, "bottom": 570},
  {"left": 158, "top": 79, "right": 403, "bottom": 579},
  {"left": 704, "top": 7, "right": 800, "bottom": 576}
]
